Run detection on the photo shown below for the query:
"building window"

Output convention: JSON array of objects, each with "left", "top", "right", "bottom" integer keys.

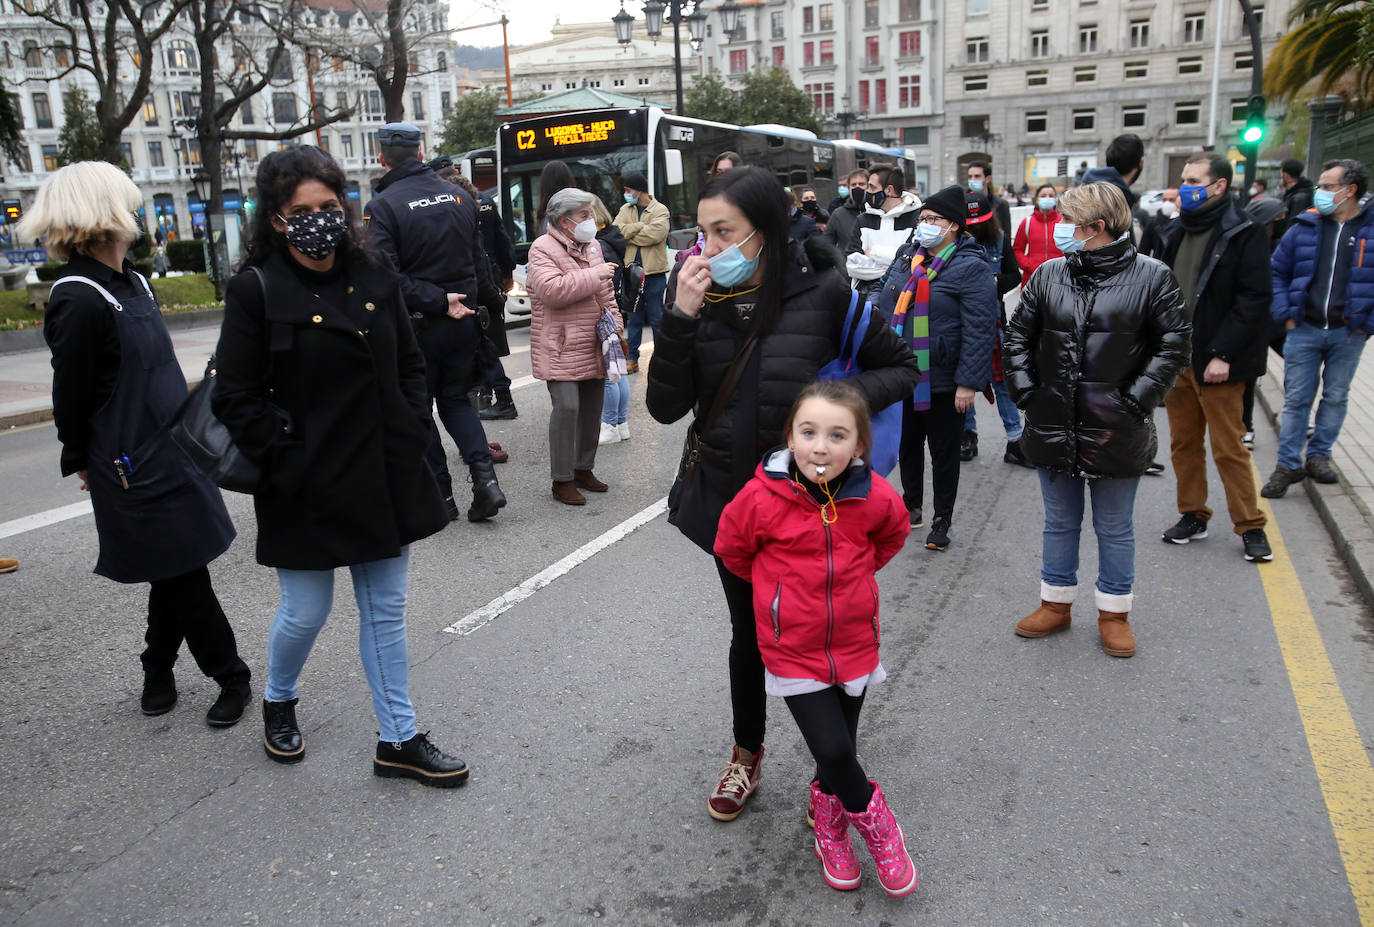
[
  {"left": 772, "top": 45, "right": 785, "bottom": 67},
  {"left": 437, "top": 52, "right": 447, "bottom": 72},
  {"left": 1026, "top": 110, "right": 1047, "bottom": 133},
  {"left": 1030, "top": 30, "right": 1049, "bottom": 57},
  {"left": 730, "top": 49, "right": 748, "bottom": 73},
  {"left": 53, "top": 43, "right": 69, "bottom": 68},
  {"left": 120, "top": 141, "right": 133, "bottom": 168},
  {"left": 960, "top": 114, "right": 989, "bottom": 137},
  {"left": 238, "top": 99, "right": 253, "bottom": 125},
  {"left": 23, "top": 40, "right": 42, "bottom": 68},
  {"left": 1184, "top": 12, "right": 1205, "bottom": 43},
  {"left": 865, "top": 35, "right": 880, "bottom": 66},
  {"left": 33, "top": 92, "right": 52, "bottom": 128},
  {"left": 803, "top": 41, "right": 814, "bottom": 66},
  {"left": 818, "top": 3, "right": 833, "bottom": 30},
  {"left": 1072, "top": 109, "right": 1095, "bottom": 131},
  {"left": 802, "top": 6, "right": 813, "bottom": 33},
  {"left": 166, "top": 39, "right": 197, "bottom": 72},
  {"left": 1026, "top": 68, "right": 1048, "bottom": 86},
  {"left": 1078, "top": 25, "right": 1097, "bottom": 54},
  {"left": 858, "top": 80, "right": 870, "bottom": 111},
  {"left": 1175, "top": 101, "right": 1201, "bottom": 125},
  {"left": 565, "top": 81, "right": 576, "bottom": 89},
  {"left": 540, "top": 83, "right": 553, "bottom": 91},
  {"left": 1177, "top": 55, "right": 1203, "bottom": 75},
  {"left": 772, "top": 11, "right": 785, "bottom": 38},
  {"left": 903, "top": 126, "right": 929, "bottom": 145},
  {"left": 272, "top": 92, "right": 298, "bottom": 124},
  {"left": 1231, "top": 97, "right": 1248, "bottom": 122},
  {"left": 244, "top": 140, "right": 257, "bottom": 161},
  {"left": 638, "top": 76, "right": 650, "bottom": 86},
  {"left": 899, "top": 30, "right": 921, "bottom": 57},
  {"left": 819, "top": 40, "right": 834, "bottom": 64},
  {"left": 364, "top": 134, "right": 375, "bottom": 158},
  {"left": 1124, "top": 60, "right": 1148, "bottom": 80},
  {"left": 898, "top": 74, "right": 920, "bottom": 108},
  {"left": 42, "top": 144, "right": 58, "bottom": 171},
  {"left": 411, "top": 91, "right": 424, "bottom": 120},
  {"left": 341, "top": 134, "right": 353, "bottom": 158},
  {"left": 1234, "top": 52, "right": 1253, "bottom": 70},
  {"left": 874, "top": 78, "right": 887, "bottom": 113},
  {"left": 142, "top": 98, "right": 158, "bottom": 126},
  {"left": 1129, "top": 19, "right": 1150, "bottom": 48},
  {"left": 365, "top": 89, "right": 383, "bottom": 120},
  {"left": 732, "top": 20, "right": 748, "bottom": 41},
  {"left": 967, "top": 37, "right": 989, "bottom": 63},
  {"left": 964, "top": 74, "right": 988, "bottom": 92},
  {"left": 441, "top": 91, "right": 451, "bottom": 115},
  {"left": 1074, "top": 65, "right": 1096, "bottom": 83},
  {"left": 147, "top": 141, "right": 164, "bottom": 167},
  {"left": 898, "top": 0, "right": 919, "bottom": 20},
  {"left": 864, "top": 0, "right": 879, "bottom": 28},
  {"left": 1031, "top": 0, "right": 1048, "bottom": 8},
  {"left": 612, "top": 78, "right": 625, "bottom": 87},
  {"left": 968, "top": 0, "right": 989, "bottom": 14},
  {"left": 1122, "top": 104, "right": 1146, "bottom": 128}
]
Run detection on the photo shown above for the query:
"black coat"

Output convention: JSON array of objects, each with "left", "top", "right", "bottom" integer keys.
[
  {"left": 1153, "top": 197, "right": 1273, "bottom": 383},
  {"left": 789, "top": 211, "right": 820, "bottom": 242},
  {"left": 1003, "top": 238, "right": 1191, "bottom": 478},
  {"left": 646, "top": 238, "right": 923, "bottom": 552},
  {"left": 823, "top": 200, "right": 863, "bottom": 254},
  {"left": 212, "top": 251, "right": 445, "bottom": 570}
]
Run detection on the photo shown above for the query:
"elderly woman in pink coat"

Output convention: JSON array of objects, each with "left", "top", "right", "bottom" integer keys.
[{"left": 527, "top": 187, "right": 623, "bottom": 505}]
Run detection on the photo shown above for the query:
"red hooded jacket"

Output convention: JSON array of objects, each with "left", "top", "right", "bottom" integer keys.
[
  {"left": 714, "top": 449, "right": 910, "bottom": 685},
  {"left": 1012, "top": 207, "right": 1063, "bottom": 277}
]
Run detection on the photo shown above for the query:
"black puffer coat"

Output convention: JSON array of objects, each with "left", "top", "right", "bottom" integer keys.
[
  {"left": 1003, "top": 237, "right": 1191, "bottom": 478},
  {"left": 647, "top": 238, "right": 923, "bottom": 553}
]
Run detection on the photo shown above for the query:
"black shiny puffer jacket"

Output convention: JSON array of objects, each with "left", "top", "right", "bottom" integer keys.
[{"left": 1002, "top": 237, "right": 1191, "bottom": 478}]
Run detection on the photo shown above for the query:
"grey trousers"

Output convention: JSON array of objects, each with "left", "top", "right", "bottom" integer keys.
[{"left": 547, "top": 378, "right": 604, "bottom": 482}]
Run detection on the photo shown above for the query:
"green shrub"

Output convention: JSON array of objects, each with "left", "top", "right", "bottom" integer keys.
[
  {"left": 166, "top": 240, "right": 206, "bottom": 273},
  {"left": 132, "top": 259, "right": 153, "bottom": 278},
  {"left": 151, "top": 273, "right": 218, "bottom": 309},
  {"left": 34, "top": 262, "right": 65, "bottom": 281}
]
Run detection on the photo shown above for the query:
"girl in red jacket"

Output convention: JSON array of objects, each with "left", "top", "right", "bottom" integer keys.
[
  {"left": 1012, "top": 183, "right": 1064, "bottom": 278},
  {"left": 715, "top": 381, "right": 917, "bottom": 897}
]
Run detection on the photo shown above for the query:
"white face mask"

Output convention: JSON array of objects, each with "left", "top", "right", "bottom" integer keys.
[
  {"left": 570, "top": 218, "right": 598, "bottom": 243},
  {"left": 1160, "top": 201, "right": 1178, "bottom": 219}
]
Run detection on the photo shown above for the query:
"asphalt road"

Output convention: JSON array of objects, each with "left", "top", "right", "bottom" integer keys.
[{"left": 0, "top": 326, "right": 1371, "bottom": 926}]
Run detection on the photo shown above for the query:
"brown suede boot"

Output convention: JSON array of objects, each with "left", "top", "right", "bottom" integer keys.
[
  {"left": 1097, "top": 610, "right": 1136, "bottom": 658},
  {"left": 552, "top": 481, "right": 587, "bottom": 506},
  {"left": 1015, "top": 601, "right": 1072, "bottom": 638}
]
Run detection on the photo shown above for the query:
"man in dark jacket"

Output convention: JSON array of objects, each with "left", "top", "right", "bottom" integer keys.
[
  {"left": 365, "top": 122, "right": 506, "bottom": 523},
  {"left": 1082, "top": 134, "right": 1144, "bottom": 210},
  {"left": 1278, "top": 158, "right": 1316, "bottom": 239},
  {"left": 823, "top": 168, "right": 869, "bottom": 255},
  {"left": 1154, "top": 153, "right": 1273, "bottom": 562},
  {"left": 1262, "top": 158, "right": 1374, "bottom": 499},
  {"left": 966, "top": 160, "right": 1011, "bottom": 233}
]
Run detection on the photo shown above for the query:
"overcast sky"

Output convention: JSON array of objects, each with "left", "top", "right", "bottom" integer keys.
[{"left": 451, "top": 1, "right": 630, "bottom": 49}]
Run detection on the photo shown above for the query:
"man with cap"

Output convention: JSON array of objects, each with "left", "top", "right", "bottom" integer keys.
[
  {"left": 613, "top": 171, "right": 670, "bottom": 374},
  {"left": 364, "top": 122, "right": 507, "bottom": 524}
]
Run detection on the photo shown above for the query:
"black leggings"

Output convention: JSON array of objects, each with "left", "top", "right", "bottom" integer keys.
[
  {"left": 716, "top": 557, "right": 766, "bottom": 754},
  {"left": 785, "top": 687, "right": 872, "bottom": 813}
]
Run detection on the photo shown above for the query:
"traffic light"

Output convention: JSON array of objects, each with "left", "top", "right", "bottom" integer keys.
[
  {"left": 1242, "top": 94, "right": 1266, "bottom": 145},
  {"left": 2, "top": 199, "right": 20, "bottom": 223}
]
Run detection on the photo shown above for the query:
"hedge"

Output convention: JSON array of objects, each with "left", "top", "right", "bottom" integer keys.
[{"left": 166, "top": 240, "right": 206, "bottom": 273}]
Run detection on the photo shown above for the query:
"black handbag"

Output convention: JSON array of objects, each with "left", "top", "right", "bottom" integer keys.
[{"left": 169, "top": 356, "right": 261, "bottom": 493}]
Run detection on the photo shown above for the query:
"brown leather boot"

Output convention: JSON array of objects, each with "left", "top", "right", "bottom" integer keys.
[
  {"left": 552, "top": 481, "right": 587, "bottom": 506},
  {"left": 573, "top": 469, "right": 608, "bottom": 492},
  {"left": 1015, "top": 601, "right": 1072, "bottom": 638},
  {"left": 1097, "top": 610, "right": 1136, "bottom": 658}
]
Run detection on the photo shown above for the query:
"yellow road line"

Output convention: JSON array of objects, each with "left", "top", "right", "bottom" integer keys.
[{"left": 1253, "top": 472, "right": 1374, "bottom": 924}]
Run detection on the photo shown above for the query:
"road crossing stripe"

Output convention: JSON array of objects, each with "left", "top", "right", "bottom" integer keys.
[
  {"left": 0, "top": 499, "right": 93, "bottom": 540},
  {"left": 508, "top": 345, "right": 653, "bottom": 392},
  {"left": 1253, "top": 466, "right": 1374, "bottom": 925},
  {"left": 443, "top": 495, "right": 669, "bottom": 636}
]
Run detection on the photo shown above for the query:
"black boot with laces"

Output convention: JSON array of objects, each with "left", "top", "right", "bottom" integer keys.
[
  {"left": 263, "top": 698, "right": 304, "bottom": 764},
  {"left": 374, "top": 732, "right": 469, "bottom": 788}
]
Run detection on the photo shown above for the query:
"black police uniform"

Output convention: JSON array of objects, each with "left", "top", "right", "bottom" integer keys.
[
  {"left": 364, "top": 156, "right": 505, "bottom": 521},
  {"left": 474, "top": 192, "right": 518, "bottom": 406}
]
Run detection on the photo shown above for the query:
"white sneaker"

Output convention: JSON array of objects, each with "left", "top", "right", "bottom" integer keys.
[
  {"left": 598, "top": 422, "right": 620, "bottom": 445},
  {"left": 616, "top": 422, "right": 631, "bottom": 441}
]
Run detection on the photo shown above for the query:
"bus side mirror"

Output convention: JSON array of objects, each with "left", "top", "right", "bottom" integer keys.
[{"left": 664, "top": 149, "right": 684, "bottom": 187}]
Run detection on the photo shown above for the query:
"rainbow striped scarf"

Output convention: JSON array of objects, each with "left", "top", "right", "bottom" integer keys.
[{"left": 889, "top": 243, "right": 954, "bottom": 412}]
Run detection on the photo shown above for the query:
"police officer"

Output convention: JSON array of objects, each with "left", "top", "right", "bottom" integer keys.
[{"left": 365, "top": 123, "right": 506, "bottom": 523}]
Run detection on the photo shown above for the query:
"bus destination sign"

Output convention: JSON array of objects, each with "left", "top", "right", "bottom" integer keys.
[{"left": 505, "top": 114, "right": 641, "bottom": 156}]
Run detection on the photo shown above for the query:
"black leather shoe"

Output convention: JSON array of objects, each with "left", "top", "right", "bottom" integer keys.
[
  {"left": 959, "top": 430, "right": 978, "bottom": 461},
  {"left": 1003, "top": 440, "right": 1036, "bottom": 469},
  {"left": 479, "top": 391, "right": 518, "bottom": 420},
  {"left": 374, "top": 732, "right": 469, "bottom": 788},
  {"left": 206, "top": 681, "right": 251, "bottom": 728},
  {"left": 141, "top": 671, "right": 177, "bottom": 716},
  {"left": 467, "top": 461, "right": 507, "bottom": 522},
  {"left": 263, "top": 698, "right": 304, "bottom": 763},
  {"left": 442, "top": 496, "right": 460, "bottom": 522}
]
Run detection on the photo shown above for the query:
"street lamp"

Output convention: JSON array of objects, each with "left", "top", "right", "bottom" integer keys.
[
  {"left": 834, "top": 95, "right": 864, "bottom": 139},
  {"left": 613, "top": 0, "right": 711, "bottom": 115}
]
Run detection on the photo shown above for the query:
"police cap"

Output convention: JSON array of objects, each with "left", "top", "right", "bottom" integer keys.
[
  {"left": 427, "top": 154, "right": 454, "bottom": 173},
  {"left": 377, "top": 122, "right": 422, "bottom": 147}
]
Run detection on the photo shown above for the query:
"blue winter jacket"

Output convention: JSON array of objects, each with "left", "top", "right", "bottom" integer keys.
[
  {"left": 1271, "top": 199, "right": 1374, "bottom": 333},
  {"left": 874, "top": 234, "right": 999, "bottom": 393}
]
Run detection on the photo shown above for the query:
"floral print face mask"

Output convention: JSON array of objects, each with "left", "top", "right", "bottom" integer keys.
[{"left": 278, "top": 209, "right": 348, "bottom": 259}]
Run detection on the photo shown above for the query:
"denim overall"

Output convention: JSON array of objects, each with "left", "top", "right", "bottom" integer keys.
[{"left": 51, "top": 272, "right": 235, "bottom": 583}]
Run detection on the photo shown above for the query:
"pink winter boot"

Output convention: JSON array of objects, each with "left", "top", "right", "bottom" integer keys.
[
  {"left": 810, "top": 783, "right": 862, "bottom": 890},
  {"left": 846, "top": 780, "right": 918, "bottom": 897}
]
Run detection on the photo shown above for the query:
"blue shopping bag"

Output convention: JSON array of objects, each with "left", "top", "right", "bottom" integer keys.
[{"left": 818, "top": 290, "right": 903, "bottom": 478}]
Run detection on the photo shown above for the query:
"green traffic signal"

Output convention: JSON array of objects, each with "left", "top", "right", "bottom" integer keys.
[{"left": 1242, "top": 124, "right": 1264, "bottom": 144}]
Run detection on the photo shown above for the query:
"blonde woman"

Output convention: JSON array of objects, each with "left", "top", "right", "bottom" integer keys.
[{"left": 18, "top": 162, "right": 251, "bottom": 725}]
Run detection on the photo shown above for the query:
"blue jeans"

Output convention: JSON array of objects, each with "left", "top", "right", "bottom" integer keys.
[
  {"left": 964, "top": 379, "right": 1023, "bottom": 440},
  {"left": 627, "top": 272, "right": 666, "bottom": 362},
  {"left": 1276, "top": 323, "right": 1369, "bottom": 469},
  {"left": 265, "top": 548, "right": 417, "bottom": 743},
  {"left": 602, "top": 376, "right": 630, "bottom": 425},
  {"left": 1038, "top": 469, "right": 1139, "bottom": 596}
]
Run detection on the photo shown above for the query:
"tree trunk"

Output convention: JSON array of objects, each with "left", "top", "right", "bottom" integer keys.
[{"left": 381, "top": 0, "right": 407, "bottom": 122}]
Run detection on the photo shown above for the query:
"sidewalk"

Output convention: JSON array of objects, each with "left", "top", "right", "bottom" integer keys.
[{"left": 1254, "top": 348, "right": 1374, "bottom": 608}]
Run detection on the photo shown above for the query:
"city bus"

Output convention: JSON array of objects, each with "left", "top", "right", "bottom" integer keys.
[{"left": 496, "top": 106, "right": 917, "bottom": 261}]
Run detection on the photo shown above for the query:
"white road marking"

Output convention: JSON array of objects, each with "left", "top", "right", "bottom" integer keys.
[
  {"left": 510, "top": 344, "right": 653, "bottom": 392},
  {"left": 444, "top": 495, "right": 669, "bottom": 636},
  {"left": 0, "top": 500, "right": 93, "bottom": 540}
]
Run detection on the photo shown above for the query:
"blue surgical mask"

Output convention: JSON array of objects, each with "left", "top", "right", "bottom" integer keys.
[
  {"left": 1178, "top": 182, "right": 1209, "bottom": 212},
  {"left": 1053, "top": 222, "right": 1084, "bottom": 254},
  {"left": 916, "top": 222, "right": 949, "bottom": 249},
  {"left": 707, "top": 229, "right": 761, "bottom": 288},
  {"left": 624, "top": 192, "right": 638, "bottom": 204},
  {"left": 968, "top": 179, "right": 984, "bottom": 192},
  {"left": 1314, "top": 188, "right": 1345, "bottom": 215},
  {"left": 837, "top": 185, "right": 850, "bottom": 199},
  {"left": 1038, "top": 197, "right": 1056, "bottom": 212}
]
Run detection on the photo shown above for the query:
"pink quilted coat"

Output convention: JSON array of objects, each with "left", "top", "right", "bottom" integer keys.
[{"left": 527, "top": 225, "right": 620, "bottom": 382}]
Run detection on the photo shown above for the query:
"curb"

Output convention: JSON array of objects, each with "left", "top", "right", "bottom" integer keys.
[{"left": 1255, "top": 369, "right": 1374, "bottom": 610}]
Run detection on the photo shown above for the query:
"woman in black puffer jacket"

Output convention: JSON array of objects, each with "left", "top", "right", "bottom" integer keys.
[
  {"left": 1002, "top": 182, "right": 1190, "bottom": 660},
  {"left": 647, "top": 166, "right": 921, "bottom": 823}
]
